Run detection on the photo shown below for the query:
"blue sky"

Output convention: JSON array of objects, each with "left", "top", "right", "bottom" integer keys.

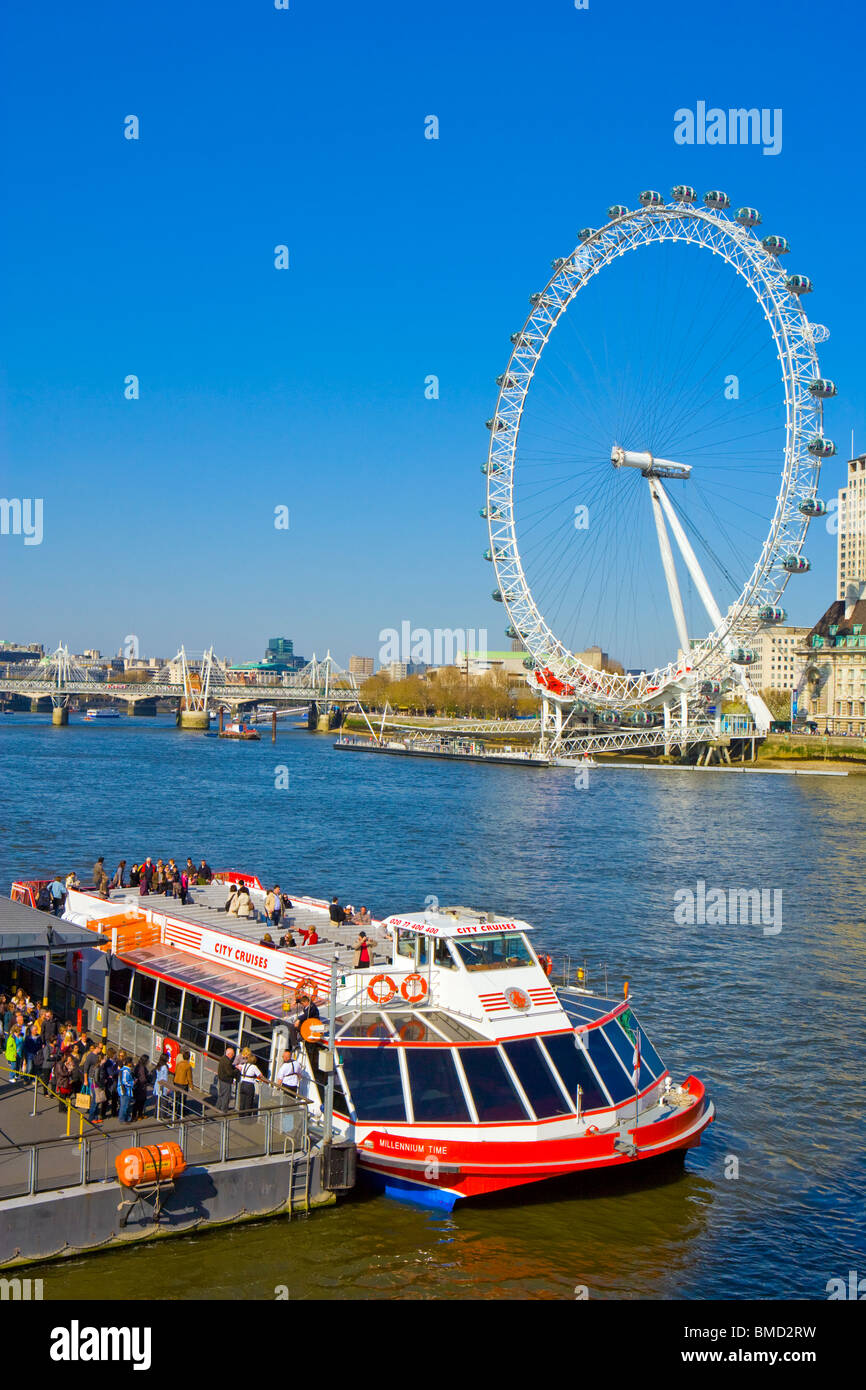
[{"left": 1, "top": 0, "right": 864, "bottom": 668}]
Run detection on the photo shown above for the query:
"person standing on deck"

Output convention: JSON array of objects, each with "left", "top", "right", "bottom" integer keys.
[
  {"left": 329, "top": 897, "right": 347, "bottom": 924},
  {"left": 173, "top": 1049, "right": 194, "bottom": 1116},
  {"left": 131, "top": 1054, "right": 152, "bottom": 1119},
  {"left": 197, "top": 860, "right": 213, "bottom": 884},
  {"left": 48, "top": 876, "right": 65, "bottom": 916},
  {"left": 92, "top": 856, "right": 105, "bottom": 887},
  {"left": 110, "top": 861, "right": 127, "bottom": 889},
  {"left": 237, "top": 1048, "right": 266, "bottom": 1118},
  {"left": 117, "top": 1052, "right": 134, "bottom": 1123},
  {"left": 216, "top": 1047, "right": 240, "bottom": 1111},
  {"left": 353, "top": 932, "right": 372, "bottom": 969}
]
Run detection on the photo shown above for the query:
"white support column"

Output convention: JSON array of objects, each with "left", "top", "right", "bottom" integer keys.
[
  {"left": 647, "top": 479, "right": 690, "bottom": 658},
  {"left": 653, "top": 480, "right": 724, "bottom": 631}
]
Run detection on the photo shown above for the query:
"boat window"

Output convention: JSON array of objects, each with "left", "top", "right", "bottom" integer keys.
[
  {"left": 339, "top": 1046, "right": 407, "bottom": 1122},
  {"left": 154, "top": 982, "right": 183, "bottom": 1037},
  {"left": 211, "top": 1005, "right": 242, "bottom": 1046},
  {"left": 451, "top": 932, "right": 533, "bottom": 971},
  {"left": 108, "top": 965, "right": 133, "bottom": 1012},
  {"left": 405, "top": 1049, "right": 471, "bottom": 1123},
  {"left": 540, "top": 1032, "right": 610, "bottom": 1111},
  {"left": 459, "top": 1046, "right": 529, "bottom": 1121},
  {"left": 502, "top": 1039, "right": 573, "bottom": 1118},
  {"left": 129, "top": 972, "right": 156, "bottom": 1024},
  {"left": 241, "top": 1016, "right": 275, "bottom": 1071},
  {"left": 396, "top": 929, "right": 417, "bottom": 962},
  {"left": 584, "top": 1026, "right": 634, "bottom": 1104},
  {"left": 180, "top": 992, "right": 212, "bottom": 1050},
  {"left": 431, "top": 937, "right": 457, "bottom": 970},
  {"left": 602, "top": 1016, "right": 663, "bottom": 1088},
  {"left": 337, "top": 1012, "right": 392, "bottom": 1040},
  {"left": 617, "top": 1009, "right": 665, "bottom": 1077}
]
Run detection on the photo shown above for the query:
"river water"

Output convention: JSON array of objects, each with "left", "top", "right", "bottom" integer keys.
[{"left": 2, "top": 713, "right": 863, "bottom": 1300}]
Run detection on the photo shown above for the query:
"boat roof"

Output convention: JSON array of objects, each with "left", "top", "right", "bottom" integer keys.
[
  {"left": 116, "top": 941, "right": 291, "bottom": 1022},
  {"left": 77, "top": 883, "right": 391, "bottom": 974},
  {"left": 382, "top": 906, "right": 534, "bottom": 938}
]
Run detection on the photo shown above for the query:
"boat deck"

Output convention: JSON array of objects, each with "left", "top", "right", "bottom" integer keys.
[{"left": 96, "top": 883, "right": 391, "bottom": 975}]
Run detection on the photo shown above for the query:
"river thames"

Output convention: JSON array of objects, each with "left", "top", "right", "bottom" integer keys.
[{"left": 2, "top": 713, "right": 863, "bottom": 1300}]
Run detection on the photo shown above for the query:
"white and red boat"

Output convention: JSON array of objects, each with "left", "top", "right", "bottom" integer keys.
[
  {"left": 10, "top": 875, "right": 713, "bottom": 1210},
  {"left": 333, "top": 906, "right": 713, "bottom": 1207}
]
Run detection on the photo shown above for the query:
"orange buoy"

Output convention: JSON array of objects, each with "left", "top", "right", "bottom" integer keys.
[
  {"left": 367, "top": 974, "right": 397, "bottom": 1005},
  {"left": 399, "top": 972, "right": 428, "bottom": 1004},
  {"left": 300, "top": 1017, "right": 326, "bottom": 1043},
  {"left": 115, "top": 1143, "right": 186, "bottom": 1188}
]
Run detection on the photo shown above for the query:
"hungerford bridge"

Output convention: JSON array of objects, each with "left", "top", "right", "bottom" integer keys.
[
  {"left": 0, "top": 644, "right": 751, "bottom": 757},
  {"left": 0, "top": 645, "right": 360, "bottom": 730}
]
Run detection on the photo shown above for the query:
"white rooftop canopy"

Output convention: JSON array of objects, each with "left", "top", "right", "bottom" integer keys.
[{"left": 382, "top": 909, "right": 534, "bottom": 939}]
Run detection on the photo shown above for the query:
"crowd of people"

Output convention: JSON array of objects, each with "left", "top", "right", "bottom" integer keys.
[{"left": 0, "top": 989, "right": 188, "bottom": 1124}]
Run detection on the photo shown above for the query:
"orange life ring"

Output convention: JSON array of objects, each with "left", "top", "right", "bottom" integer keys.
[
  {"left": 367, "top": 974, "right": 397, "bottom": 1005},
  {"left": 541, "top": 954, "right": 553, "bottom": 977},
  {"left": 400, "top": 973, "right": 428, "bottom": 1004},
  {"left": 293, "top": 978, "right": 319, "bottom": 1005},
  {"left": 399, "top": 1020, "right": 425, "bottom": 1043}
]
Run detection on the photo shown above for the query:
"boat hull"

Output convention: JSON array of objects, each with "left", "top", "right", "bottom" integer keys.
[{"left": 355, "top": 1077, "right": 714, "bottom": 1209}]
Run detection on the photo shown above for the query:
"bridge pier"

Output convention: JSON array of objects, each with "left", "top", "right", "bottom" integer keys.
[
  {"left": 127, "top": 698, "right": 158, "bottom": 716},
  {"left": 51, "top": 704, "right": 69, "bottom": 726},
  {"left": 176, "top": 700, "right": 210, "bottom": 731}
]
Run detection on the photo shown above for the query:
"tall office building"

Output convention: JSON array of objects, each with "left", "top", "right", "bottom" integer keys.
[
  {"left": 349, "top": 656, "right": 374, "bottom": 678},
  {"left": 837, "top": 454, "right": 866, "bottom": 599}
]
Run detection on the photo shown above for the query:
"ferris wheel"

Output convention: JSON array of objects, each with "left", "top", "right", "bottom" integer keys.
[{"left": 482, "top": 186, "right": 835, "bottom": 733}]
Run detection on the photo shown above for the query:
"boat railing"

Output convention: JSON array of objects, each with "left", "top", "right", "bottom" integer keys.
[{"left": 0, "top": 1061, "right": 311, "bottom": 1201}]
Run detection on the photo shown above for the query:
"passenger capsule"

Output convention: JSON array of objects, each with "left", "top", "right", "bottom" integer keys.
[
  {"left": 522, "top": 657, "right": 535, "bottom": 670},
  {"left": 483, "top": 547, "right": 506, "bottom": 562},
  {"left": 492, "top": 590, "right": 504, "bottom": 603},
  {"left": 729, "top": 647, "right": 757, "bottom": 665},
  {"left": 577, "top": 227, "right": 596, "bottom": 243},
  {"left": 758, "top": 605, "right": 787, "bottom": 624},
  {"left": 496, "top": 373, "right": 517, "bottom": 390},
  {"left": 599, "top": 710, "right": 621, "bottom": 725},
  {"left": 787, "top": 274, "right": 813, "bottom": 295},
  {"left": 735, "top": 206, "right": 762, "bottom": 228},
  {"left": 529, "top": 291, "right": 554, "bottom": 307},
  {"left": 703, "top": 190, "right": 730, "bottom": 210},
  {"left": 762, "top": 235, "right": 790, "bottom": 256},
  {"left": 480, "top": 461, "right": 501, "bottom": 474},
  {"left": 807, "top": 436, "right": 836, "bottom": 458},
  {"left": 551, "top": 257, "right": 567, "bottom": 271},
  {"left": 629, "top": 710, "right": 658, "bottom": 726},
  {"left": 608, "top": 205, "right": 629, "bottom": 220},
  {"left": 671, "top": 185, "right": 696, "bottom": 203},
  {"left": 808, "top": 379, "right": 837, "bottom": 399},
  {"left": 505, "top": 625, "right": 518, "bottom": 639},
  {"left": 700, "top": 680, "right": 722, "bottom": 697},
  {"left": 480, "top": 504, "right": 503, "bottom": 519},
  {"left": 485, "top": 418, "right": 507, "bottom": 432},
  {"left": 639, "top": 190, "right": 664, "bottom": 206},
  {"left": 798, "top": 497, "right": 827, "bottom": 517},
  {"left": 782, "top": 555, "right": 811, "bottom": 573}
]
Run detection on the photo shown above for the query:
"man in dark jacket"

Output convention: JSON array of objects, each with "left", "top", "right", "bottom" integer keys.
[
  {"left": 92, "top": 856, "right": 105, "bottom": 886},
  {"left": 216, "top": 1047, "right": 240, "bottom": 1112},
  {"left": 41, "top": 1009, "right": 58, "bottom": 1048}
]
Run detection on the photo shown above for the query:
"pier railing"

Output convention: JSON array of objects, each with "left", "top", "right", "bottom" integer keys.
[{"left": 0, "top": 1067, "right": 311, "bottom": 1202}]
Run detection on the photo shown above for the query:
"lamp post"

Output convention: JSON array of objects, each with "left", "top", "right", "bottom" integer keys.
[{"left": 323, "top": 947, "right": 340, "bottom": 1146}]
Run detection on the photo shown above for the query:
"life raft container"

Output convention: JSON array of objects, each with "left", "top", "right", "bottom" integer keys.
[{"left": 115, "top": 1143, "right": 186, "bottom": 1188}]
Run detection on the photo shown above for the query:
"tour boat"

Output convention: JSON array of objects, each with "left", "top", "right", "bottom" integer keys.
[
  {"left": 218, "top": 721, "right": 261, "bottom": 741},
  {"left": 84, "top": 707, "right": 120, "bottom": 720},
  {"left": 11, "top": 875, "right": 714, "bottom": 1211}
]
